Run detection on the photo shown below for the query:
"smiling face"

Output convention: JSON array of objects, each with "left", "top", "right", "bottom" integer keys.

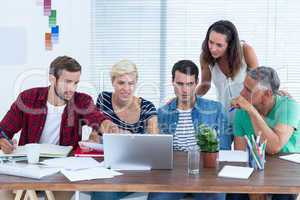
[
  {"left": 172, "top": 71, "right": 198, "bottom": 105},
  {"left": 50, "top": 69, "right": 81, "bottom": 101},
  {"left": 112, "top": 73, "right": 137, "bottom": 102},
  {"left": 208, "top": 31, "right": 228, "bottom": 59}
]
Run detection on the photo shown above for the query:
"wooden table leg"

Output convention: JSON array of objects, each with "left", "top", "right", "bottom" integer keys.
[
  {"left": 24, "top": 190, "right": 38, "bottom": 200},
  {"left": 45, "top": 191, "right": 55, "bottom": 200},
  {"left": 14, "top": 190, "right": 24, "bottom": 200}
]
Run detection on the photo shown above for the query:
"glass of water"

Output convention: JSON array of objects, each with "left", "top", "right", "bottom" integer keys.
[{"left": 188, "top": 145, "right": 200, "bottom": 175}]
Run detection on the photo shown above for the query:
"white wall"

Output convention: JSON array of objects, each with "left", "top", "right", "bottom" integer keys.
[{"left": 0, "top": 0, "right": 91, "bottom": 118}]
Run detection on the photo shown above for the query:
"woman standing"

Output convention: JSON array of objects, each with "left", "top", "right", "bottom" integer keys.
[{"left": 196, "top": 20, "right": 258, "bottom": 149}]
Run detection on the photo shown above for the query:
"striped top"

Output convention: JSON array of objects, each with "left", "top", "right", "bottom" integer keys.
[
  {"left": 173, "top": 109, "right": 196, "bottom": 151},
  {"left": 96, "top": 91, "right": 157, "bottom": 134}
]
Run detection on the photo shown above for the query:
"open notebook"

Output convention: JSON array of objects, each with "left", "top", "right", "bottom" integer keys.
[{"left": 0, "top": 144, "right": 72, "bottom": 158}]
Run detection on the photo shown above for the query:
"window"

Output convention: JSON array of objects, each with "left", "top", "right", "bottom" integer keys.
[
  {"left": 89, "top": 0, "right": 162, "bottom": 106},
  {"left": 90, "top": 0, "right": 300, "bottom": 106}
]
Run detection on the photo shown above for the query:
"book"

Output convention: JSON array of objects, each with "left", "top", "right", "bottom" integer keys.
[
  {"left": 74, "top": 146, "right": 103, "bottom": 157},
  {"left": 0, "top": 144, "right": 72, "bottom": 158}
]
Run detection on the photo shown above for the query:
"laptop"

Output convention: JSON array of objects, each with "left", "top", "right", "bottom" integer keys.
[{"left": 103, "top": 134, "right": 173, "bottom": 170}]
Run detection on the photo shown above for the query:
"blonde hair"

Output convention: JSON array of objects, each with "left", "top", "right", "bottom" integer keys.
[{"left": 110, "top": 60, "right": 138, "bottom": 82}]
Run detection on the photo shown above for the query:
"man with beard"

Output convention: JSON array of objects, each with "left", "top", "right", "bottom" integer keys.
[
  {"left": 0, "top": 55, "right": 118, "bottom": 153},
  {"left": 0, "top": 56, "right": 119, "bottom": 199}
]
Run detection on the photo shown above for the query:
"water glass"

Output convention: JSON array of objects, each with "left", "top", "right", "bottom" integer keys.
[{"left": 188, "top": 145, "right": 200, "bottom": 175}]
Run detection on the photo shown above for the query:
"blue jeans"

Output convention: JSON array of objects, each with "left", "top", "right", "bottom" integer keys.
[
  {"left": 147, "top": 192, "right": 226, "bottom": 200},
  {"left": 272, "top": 194, "right": 297, "bottom": 200},
  {"left": 91, "top": 192, "right": 131, "bottom": 200},
  {"left": 220, "top": 133, "right": 233, "bottom": 150},
  {"left": 226, "top": 193, "right": 249, "bottom": 200}
]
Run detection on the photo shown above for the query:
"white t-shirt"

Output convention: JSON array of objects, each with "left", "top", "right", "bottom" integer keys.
[
  {"left": 39, "top": 102, "right": 66, "bottom": 144},
  {"left": 209, "top": 43, "right": 247, "bottom": 123}
]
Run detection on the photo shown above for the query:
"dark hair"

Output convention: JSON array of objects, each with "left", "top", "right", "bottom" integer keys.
[
  {"left": 172, "top": 60, "right": 199, "bottom": 82},
  {"left": 200, "top": 20, "right": 242, "bottom": 78},
  {"left": 247, "top": 66, "right": 280, "bottom": 94},
  {"left": 49, "top": 56, "right": 81, "bottom": 78}
]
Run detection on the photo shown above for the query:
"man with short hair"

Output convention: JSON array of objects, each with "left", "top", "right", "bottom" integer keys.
[
  {"left": 232, "top": 66, "right": 300, "bottom": 200},
  {"left": 0, "top": 55, "right": 117, "bottom": 153},
  {"left": 0, "top": 56, "right": 119, "bottom": 199},
  {"left": 147, "top": 60, "right": 229, "bottom": 200}
]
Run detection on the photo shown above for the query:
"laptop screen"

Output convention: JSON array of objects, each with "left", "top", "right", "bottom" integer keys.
[{"left": 103, "top": 134, "right": 173, "bottom": 170}]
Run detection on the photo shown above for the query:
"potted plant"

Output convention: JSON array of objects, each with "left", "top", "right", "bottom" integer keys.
[{"left": 196, "top": 124, "right": 220, "bottom": 168}]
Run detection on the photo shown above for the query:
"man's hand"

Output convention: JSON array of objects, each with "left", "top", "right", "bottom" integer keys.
[
  {"left": 231, "top": 96, "right": 254, "bottom": 113},
  {"left": 0, "top": 138, "right": 16, "bottom": 154}
]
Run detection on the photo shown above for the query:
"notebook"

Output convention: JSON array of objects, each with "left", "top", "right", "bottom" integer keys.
[
  {"left": 219, "top": 150, "right": 248, "bottom": 162},
  {"left": 0, "top": 144, "right": 72, "bottom": 158},
  {"left": 218, "top": 165, "right": 254, "bottom": 179},
  {"left": 74, "top": 147, "right": 103, "bottom": 157}
]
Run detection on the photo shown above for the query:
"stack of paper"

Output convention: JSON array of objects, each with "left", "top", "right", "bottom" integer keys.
[
  {"left": 219, "top": 150, "right": 248, "bottom": 162},
  {"left": 279, "top": 154, "right": 300, "bottom": 163},
  {"left": 0, "top": 144, "right": 72, "bottom": 158},
  {"left": 218, "top": 165, "right": 254, "bottom": 179},
  {"left": 0, "top": 156, "right": 122, "bottom": 181},
  {"left": 0, "top": 163, "right": 60, "bottom": 179}
]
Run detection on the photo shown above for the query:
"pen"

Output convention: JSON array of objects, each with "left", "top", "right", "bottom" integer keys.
[
  {"left": 228, "top": 107, "right": 235, "bottom": 112},
  {"left": 0, "top": 128, "right": 13, "bottom": 145},
  {"left": 256, "top": 135, "right": 260, "bottom": 144}
]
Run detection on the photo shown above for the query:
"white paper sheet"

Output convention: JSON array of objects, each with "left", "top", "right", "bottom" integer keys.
[
  {"left": 41, "top": 157, "right": 103, "bottom": 171},
  {"left": 61, "top": 167, "right": 122, "bottom": 182},
  {"left": 219, "top": 150, "right": 248, "bottom": 162},
  {"left": 279, "top": 154, "right": 300, "bottom": 163},
  {"left": 218, "top": 165, "right": 254, "bottom": 179},
  {"left": 0, "top": 163, "right": 60, "bottom": 179}
]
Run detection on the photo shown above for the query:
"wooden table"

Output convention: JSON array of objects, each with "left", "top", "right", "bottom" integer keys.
[{"left": 0, "top": 152, "right": 300, "bottom": 194}]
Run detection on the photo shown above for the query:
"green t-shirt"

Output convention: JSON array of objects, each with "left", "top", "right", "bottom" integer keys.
[{"left": 234, "top": 95, "right": 300, "bottom": 153}]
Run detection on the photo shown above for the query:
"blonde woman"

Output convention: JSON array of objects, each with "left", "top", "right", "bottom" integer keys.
[
  {"left": 96, "top": 60, "right": 158, "bottom": 134},
  {"left": 91, "top": 60, "right": 159, "bottom": 200}
]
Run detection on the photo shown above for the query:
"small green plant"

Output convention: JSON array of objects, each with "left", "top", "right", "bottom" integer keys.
[{"left": 196, "top": 124, "right": 219, "bottom": 152}]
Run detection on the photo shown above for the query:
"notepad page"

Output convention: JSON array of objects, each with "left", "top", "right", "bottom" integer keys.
[
  {"left": 218, "top": 165, "right": 254, "bottom": 179},
  {"left": 61, "top": 167, "right": 122, "bottom": 182}
]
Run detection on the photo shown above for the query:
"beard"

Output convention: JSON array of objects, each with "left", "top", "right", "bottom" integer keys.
[{"left": 54, "top": 85, "right": 69, "bottom": 103}]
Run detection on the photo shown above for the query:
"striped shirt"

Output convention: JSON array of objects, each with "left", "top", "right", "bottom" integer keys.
[
  {"left": 96, "top": 91, "right": 157, "bottom": 134},
  {"left": 173, "top": 109, "right": 196, "bottom": 151}
]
